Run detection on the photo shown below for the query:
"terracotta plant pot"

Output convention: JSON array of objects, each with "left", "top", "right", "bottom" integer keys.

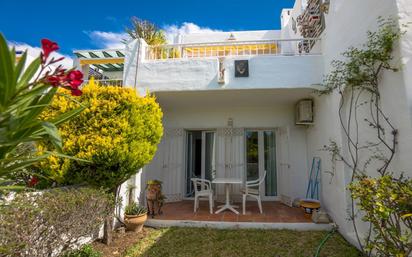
[{"left": 124, "top": 213, "right": 147, "bottom": 232}]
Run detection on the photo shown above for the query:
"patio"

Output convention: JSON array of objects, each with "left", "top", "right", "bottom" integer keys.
[{"left": 148, "top": 200, "right": 312, "bottom": 223}]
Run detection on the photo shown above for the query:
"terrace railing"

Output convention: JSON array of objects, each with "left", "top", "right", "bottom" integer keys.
[
  {"left": 83, "top": 79, "right": 123, "bottom": 87},
  {"left": 145, "top": 38, "right": 321, "bottom": 61}
]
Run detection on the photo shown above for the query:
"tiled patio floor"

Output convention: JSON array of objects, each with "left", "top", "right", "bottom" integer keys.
[{"left": 150, "top": 200, "right": 312, "bottom": 223}]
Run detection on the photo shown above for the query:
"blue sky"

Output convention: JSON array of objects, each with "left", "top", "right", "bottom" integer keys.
[{"left": 0, "top": 0, "right": 294, "bottom": 58}]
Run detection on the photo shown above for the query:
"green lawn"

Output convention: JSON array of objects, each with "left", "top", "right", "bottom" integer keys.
[{"left": 123, "top": 227, "right": 361, "bottom": 257}]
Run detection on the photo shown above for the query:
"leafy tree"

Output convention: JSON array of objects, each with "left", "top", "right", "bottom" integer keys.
[
  {"left": 36, "top": 78, "right": 163, "bottom": 192},
  {"left": 36, "top": 79, "right": 163, "bottom": 244},
  {"left": 124, "top": 17, "right": 167, "bottom": 45}
]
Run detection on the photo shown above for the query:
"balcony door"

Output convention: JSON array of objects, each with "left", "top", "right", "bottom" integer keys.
[
  {"left": 245, "top": 130, "right": 277, "bottom": 198},
  {"left": 185, "top": 130, "right": 216, "bottom": 197}
]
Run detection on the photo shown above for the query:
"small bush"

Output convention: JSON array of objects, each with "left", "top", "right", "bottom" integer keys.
[
  {"left": 0, "top": 187, "right": 113, "bottom": 257},
  {"left": 63, "top": 244, "right": 102, "bottom": 257},
  {"left": 349, "top": 175, "right": 412, "bottom": 256}
]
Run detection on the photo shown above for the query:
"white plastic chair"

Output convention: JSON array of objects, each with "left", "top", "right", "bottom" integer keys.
[
  {"left": 191, "top": 178, "right": 214, "bottom": 214},
  {"left": 241, "top": 170, "right": 266, "bottom": 215}
]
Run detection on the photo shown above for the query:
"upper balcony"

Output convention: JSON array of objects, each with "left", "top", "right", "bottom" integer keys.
[
  {"left": 144, "top": 38, "right": 320, "bottom": 60},
  {"left": 123, "top": 38, "right": 324, "bottom": 93},
  {"left": 73, "top": 37, "right": 324, "bottom": 93}
]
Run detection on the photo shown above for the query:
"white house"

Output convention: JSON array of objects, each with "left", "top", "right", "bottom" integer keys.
[{"left": 73, "top": 0, "right": 412, "bottom": 248}]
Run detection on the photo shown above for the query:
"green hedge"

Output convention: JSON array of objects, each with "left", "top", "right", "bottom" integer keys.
[{"left": 0, "top": 187, "right": 113, "bottom": 257}]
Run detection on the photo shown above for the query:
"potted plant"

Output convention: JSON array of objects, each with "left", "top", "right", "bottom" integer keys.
[{"left": 124, "top": 202, "right": 147, "bottom": 232}]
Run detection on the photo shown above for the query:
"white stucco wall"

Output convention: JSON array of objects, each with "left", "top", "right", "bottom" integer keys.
[
  {"left": 133, "top": 55, "right": 323, "bottom": 93},
  {"left": 281, "top": 0, "right": 305, "bottom": 40},
  {"left": 397, "top": 0, "right": 412, "bottom": 124},
  {"left": 301, "top": 0, "right": 412, "bottom": 247},
  {"left": 281, "top": 9, "right": 293, "bottom": 28},
  {"left": 114, "top": 170, "right": 144, "bottom": 227},
  {"left": 123, "top": 39, "right": 142, "bottom": 88},
  {"left": 179, "top": 30, "right": 281, "bottom": 44}
]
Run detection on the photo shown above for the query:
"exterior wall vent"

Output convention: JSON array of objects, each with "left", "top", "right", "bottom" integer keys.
[{"left": 295, "top": 99, "right": 314, "bottom": 125}]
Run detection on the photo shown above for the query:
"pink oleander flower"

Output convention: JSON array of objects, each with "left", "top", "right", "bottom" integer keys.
[{"left": 41, "top": 38, "right": 59, "bottom": 60}]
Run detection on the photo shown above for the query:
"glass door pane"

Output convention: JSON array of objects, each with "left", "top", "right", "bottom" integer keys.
[
  {"left": 186, "top": 130, "right": 216, "bottom": 197},
  {"left": 246, "top": 131, "right": 259, "bottom": 181},
  {"left": 204, "top": 132, "right": 216, "bottom": 181},
  {"left": 264, "top": 131, "right": 277, "bottom": 196},
  {"left": 185, "top": 132, "right": 193, "bottom": 196},
  {"left": 185, "top": 131, "right": 202, "bottom": 197}
]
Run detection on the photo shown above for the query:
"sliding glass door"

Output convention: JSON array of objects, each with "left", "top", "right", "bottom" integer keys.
[
  {"left": 246, "top": 131, "right": 259, "bottom": 181},
  {"left": 264, "top": 131, "right": 276, "bottom": 196},
  {"left": 245, "top": 130, "right": 277, "bottom": 197},
  {"left": 185, "top": 130, "right": 216, "bottom": 197},
  {"left": 204, "top": 132, "right": 216, "bottom": 182}
]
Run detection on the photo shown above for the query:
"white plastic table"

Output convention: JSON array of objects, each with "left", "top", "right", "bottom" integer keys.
[{"left": 212, "top": 178, "right": 243, "bottom": 214}]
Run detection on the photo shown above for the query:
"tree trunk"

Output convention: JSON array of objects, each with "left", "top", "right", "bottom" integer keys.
[
  {"left": 102, "top": 216, "right": 112, "bottom": 245},
  {"left": 103, "top": 186, "right": 121, "bottom": 245}
]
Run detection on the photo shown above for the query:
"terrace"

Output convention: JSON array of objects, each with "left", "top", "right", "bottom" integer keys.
[
  {"left": 150, "top": 200, "right": 309, "bottom": 222},
  {"left": 74, "top": 38, "right": 322, "bottom": 90},
  {"left": 145, "top": 201, "right": 331, "bottom": 230}
]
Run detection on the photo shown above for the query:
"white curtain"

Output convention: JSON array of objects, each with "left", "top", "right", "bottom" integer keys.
[
  {"left": 216, "top": 127, "right": 245, "bottom": 200},
  {"left": 144, "top": 128, "right": 184, "bottom": 202},
  {"left": 276, "top": 127, "right": 292, "bottom": 205}
]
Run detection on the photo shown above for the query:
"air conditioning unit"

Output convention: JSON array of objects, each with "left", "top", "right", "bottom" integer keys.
[{"left": 296, "top": 99, "right": 314, "bottom": 125}]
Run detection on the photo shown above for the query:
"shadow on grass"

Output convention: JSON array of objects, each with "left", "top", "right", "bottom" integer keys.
[{"left": 123, "top": 227, "right": 362, "bottom": 257}]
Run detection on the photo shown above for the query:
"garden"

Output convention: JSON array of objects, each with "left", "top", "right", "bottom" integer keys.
[
  {"left": 0, "top": 18, "right": 411, "bottom": 257},
  {"left": 93, "top": 227, "right": 361, "bottom": 257}
]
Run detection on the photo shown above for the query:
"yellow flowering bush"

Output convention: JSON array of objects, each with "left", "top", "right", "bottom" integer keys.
[
  {"left": 349, "top": 175, "right": 412, "bottom": 256},
  {"left": 36, "top": 79, "right": 163, "bottom": 191}
]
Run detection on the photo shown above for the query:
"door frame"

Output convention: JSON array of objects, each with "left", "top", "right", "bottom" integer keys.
[
  {"left": 183, "top": 129, "right": 216, "bottom": 200},
  {"left": 244, "top": 128, "right": 279, "bottom": 201}
]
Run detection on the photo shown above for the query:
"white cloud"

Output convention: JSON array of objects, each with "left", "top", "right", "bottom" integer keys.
[
  {"left": 86, "top": 31, "right": 127, "bottom": 49},
  {"left": 87, "top": 22, "right": 221, "bottom": 48},
  {"left": 163, "top": 22, "right": 221, "bottom": 43},
  {"left": 8, "top": 41, "right": 74, "bottom": 69}
]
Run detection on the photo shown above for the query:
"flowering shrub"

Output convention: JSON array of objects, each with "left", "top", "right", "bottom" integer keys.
[
  {"left": 39, "top": 39, "right": 84, "bottom": 96},
  {"left": 0, "top": 187, "right": 113, "bottom": 257},
  {"left": 36, "top": 79, "right": 163, "bottom": 191},
  {"left": 0, "top": 34, "right": 84, "bottom": 190},
  {"left": 349, "top": 175, "right": 412, "bottom": 256}
]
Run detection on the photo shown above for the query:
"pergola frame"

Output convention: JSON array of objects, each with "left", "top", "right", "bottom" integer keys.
[{"left": 74, "top": 49, "right": 125, "bottom": 72}]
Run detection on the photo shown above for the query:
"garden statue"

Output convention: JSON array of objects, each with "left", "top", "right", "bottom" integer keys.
[{"left": 146, "top": 180, "right": 165, "bottom": 218}]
